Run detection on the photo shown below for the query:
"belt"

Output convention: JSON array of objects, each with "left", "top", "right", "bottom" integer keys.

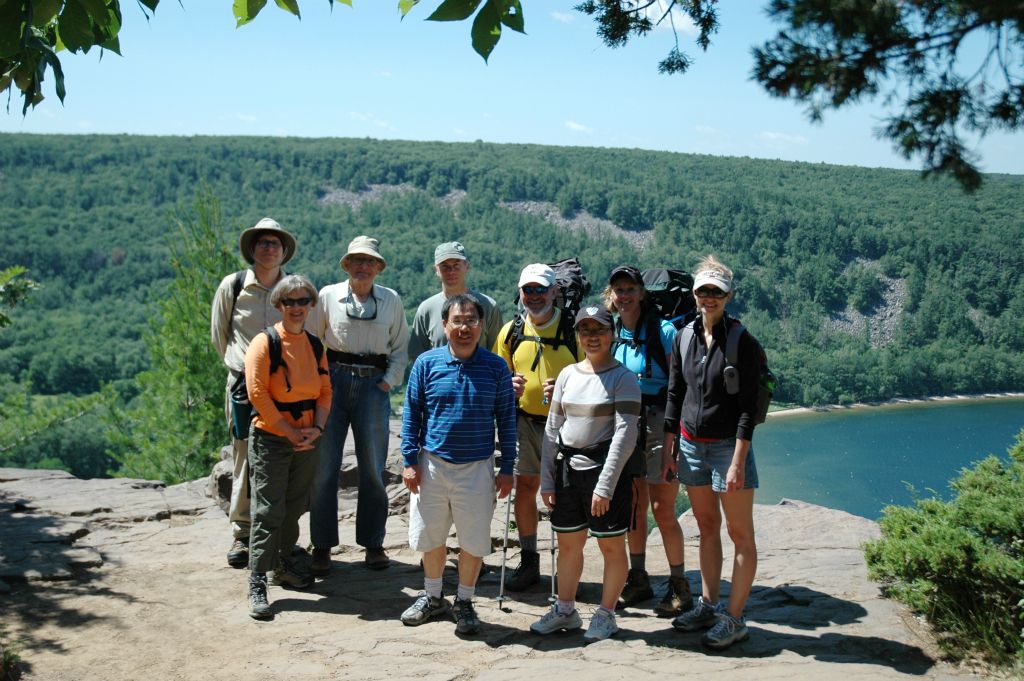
[
  {"left": 517, "top": 409, "right": 547, "bottom": 424},
  {"left": 334, "top": 364, "right": 380, "bottom": 378},
  {"left": 327, "top": 349, "right": 388, "bottom": 369}
]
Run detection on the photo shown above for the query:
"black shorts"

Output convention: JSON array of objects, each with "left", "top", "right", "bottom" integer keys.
[{"left": 550, "top": 461, "right": 633, "bottom": 538}]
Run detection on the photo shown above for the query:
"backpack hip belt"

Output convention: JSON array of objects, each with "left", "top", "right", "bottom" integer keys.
[
  {"left": 272, "top": 398, "right": 317, "bottom": 421},
  {"left": 326, "top": 349, "right": 388, "bottom": 369}
]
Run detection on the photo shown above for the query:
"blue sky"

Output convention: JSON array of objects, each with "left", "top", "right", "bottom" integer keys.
[{"left": 3, "top": 1, "right": 1021, "bottom": 174}]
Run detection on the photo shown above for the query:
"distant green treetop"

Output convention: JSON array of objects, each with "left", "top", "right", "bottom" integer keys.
[{"left": 1, "top": 1, "right": 1021, "bottom": 191}]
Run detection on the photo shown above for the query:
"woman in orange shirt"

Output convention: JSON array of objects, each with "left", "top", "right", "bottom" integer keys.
[{"left": 244, "top": 274, "right": 332, "bottom": 620}]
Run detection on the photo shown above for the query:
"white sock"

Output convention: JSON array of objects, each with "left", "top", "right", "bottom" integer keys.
[
  {"left": 556, "top": 599, "right": 575, "bottom": 615},
  {"left": 456, "top": 583, "right": 475, "bottom": 602},
  {"left": 424, "top": 577, "right": 443, "bottom": 599}
]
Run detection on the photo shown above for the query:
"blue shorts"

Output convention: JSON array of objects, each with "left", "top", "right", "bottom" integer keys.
[{"left": 677, "top": 437, "right": 758, "bottom": 492}]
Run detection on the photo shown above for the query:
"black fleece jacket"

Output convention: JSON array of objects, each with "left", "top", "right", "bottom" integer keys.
[{"left": 663, "top": 314, "right": 760, "bottom": 442}]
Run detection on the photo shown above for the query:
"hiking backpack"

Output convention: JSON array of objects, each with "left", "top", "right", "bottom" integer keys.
[
  {"left": 504, "top": 257, "right": 592, "bottom": 369},
  {"left": 679, "top": 317, "right": 777, "bottom": 424},
  {"left": 611, "top": 268, "right": 695, "bottom": 379},
  {"left": 228, "top": 326, "right": 326, "bottom": 437}
]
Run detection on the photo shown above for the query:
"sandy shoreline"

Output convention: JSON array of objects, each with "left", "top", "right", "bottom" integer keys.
[{"left": 768, "top": 391, "right": 1024, "bottom": 418}]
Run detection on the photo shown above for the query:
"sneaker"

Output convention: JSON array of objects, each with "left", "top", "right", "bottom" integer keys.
[
  {"left": 400, "top": 592, "right": 452, "bottom": 626},
  {"left": 671, "top": 596, "right": 721, "bottom": 631},
  {"left": 271, "top": 556, "right": 313, "bottom": 590},
  {"left": 530, "top": 607, "right": 583, "bottom": 635},
  {"left": 248, "top": 574, "right": 271, "bottom": 620},
  {"left": 503, "top": 550, "right": 540, "bottom": 591},
  {"left": 583, "top": 608, "right": 619, "bottom": 642},
  {"left": 654, "top": 575, "right": 693, "bottom": 617},
  {"left": 616, "top": 568, "right": 654, "bottom": 609},
  {"left": 227, "top": 538, "right": 249, "bottom": 569},
  {"left": 310, "top": 547, "right": 331, "bottom": 577},
  {"left": 702, "top": 612, "right": 749, "bottom": 649},
  {"left": 364, "top": 546, "right": 390, "bottom": 570},
  {"left": 453, "top": 597, "right": 481, "bottom": 635}
]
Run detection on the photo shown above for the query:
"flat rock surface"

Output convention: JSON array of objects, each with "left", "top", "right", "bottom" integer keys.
[{"left": 0, "top": 468, "right": 986, "bottom": 681}]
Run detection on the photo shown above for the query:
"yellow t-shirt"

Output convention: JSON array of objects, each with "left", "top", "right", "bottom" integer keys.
[{"left": 492, "top": 309, "right": 582, "bottom": 417}]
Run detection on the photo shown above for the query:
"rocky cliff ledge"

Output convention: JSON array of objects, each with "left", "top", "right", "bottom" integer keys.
[{"left": 0, "top": 466, "right": 984, "bottom": 681}]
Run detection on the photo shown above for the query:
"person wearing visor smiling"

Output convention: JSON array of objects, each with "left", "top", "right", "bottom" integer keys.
[
  {"left": 306, "top": 236, "right": 409, "bottom": 575},
  {"left": 662, "top": 255, "right": 761, "bottom": 649},
  {"left": 493, "top": 264, "right": 583, "bottom": 593},
  {"left": 243, "top": 274, "right": 331, "bottom": 619},
  {"left": 530, "top": 305, "right": 641, "bottom": 642},
  {"left": 211, "top": 217, "right": 296, "bottom": 569}
]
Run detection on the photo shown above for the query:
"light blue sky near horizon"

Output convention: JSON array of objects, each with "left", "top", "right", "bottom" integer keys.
[{"left": 3, "top": 1, "right": 1022, "bottom": 175}]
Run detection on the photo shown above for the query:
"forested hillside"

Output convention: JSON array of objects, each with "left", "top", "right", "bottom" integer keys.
[{"left": 2, "top": 133, "right": 1022, "bottom": 477}]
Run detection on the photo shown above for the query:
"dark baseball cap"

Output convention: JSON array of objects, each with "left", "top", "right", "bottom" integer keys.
[
  {"left": 608, "top": 265, "right": 643, "bottom": 285},
  {"left": 574, "top": 305, "right": 613, "bottom": 328}
]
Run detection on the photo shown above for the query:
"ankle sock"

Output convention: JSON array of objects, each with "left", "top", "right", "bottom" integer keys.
[
  {"left": 669, "top": 563, "right": 685, "bottom": 578},
  {"left": 629, "top": 552, "right": 646, "bottom": 572},
  {"left": 556, "top": 599, "right": 575, "bottom": 615},
  {"left": 456, "top": 584, "right": 475, "bottom": 602},
  {"left": 520, "top": 534, "right": 537, "bottom": 553},
  {"left": 424, "top": 577, "right": 443, "bottom": 599}
]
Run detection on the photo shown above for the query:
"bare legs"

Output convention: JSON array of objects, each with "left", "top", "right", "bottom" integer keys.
[{"left": 686, "top": 485, "right": 756, "bottom": 618}]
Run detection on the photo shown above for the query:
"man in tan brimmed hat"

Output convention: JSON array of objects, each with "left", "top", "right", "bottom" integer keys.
[
  {"left": 211, "top": 217, "right": 297, "bottom": 568},
  {"left": 306, "top": 235, "right": 409, "bottom": 574},
  {"left": 407, "top": 241, "right": 503, "bottom": 367}
]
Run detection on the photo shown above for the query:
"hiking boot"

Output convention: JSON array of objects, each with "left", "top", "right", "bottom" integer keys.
[
  {"left": 530, "top": 607, "right": 582, "bottom": 635},
  {"left": 248, "top": 574, "right": 271, "bottom": 620},
  {"left": 503, "top": 550, "right": 540, "bottom": 591},
  {"left": 671, "top": 596, "right": 721, "bottom": 631},
  {"left": 616, "top": 568, "right": 654, "bottom": 609},
  {"left": 653, "top": 575, "right": 693, "bottom": 617},
  {"left": 310, "top": 547, "right": 331, "bottom": 577},
  {"left": 583, "top": 609, "right": 619, "bottom": 643},
  {"left": 702, "top": 612, "right": 749, "bottom": 649},
  {"left": 400, "top": 592, "right": 452, "bottom": 626},
  {"left": 364, "top": 546, "right": 390, "bottom": 570},
  {"left": 227, "top": 538, "right": 249, "bottom": 569},
  {"left": 272, "top": 556, "right": 313, "bottom": 590},
  {"left": 453, "top": 597, "right": 481, "bottom": 635}
]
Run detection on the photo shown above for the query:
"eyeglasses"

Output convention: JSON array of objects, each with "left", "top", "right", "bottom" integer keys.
[
  {"left": 695, "top": 287, "right": 728, "bottom": 299},
  {"left": 347, "top": 255, "right": 380, "bottom": 267},
  {"left": 281, "top": 296, "right": 313, "bottom": 308},
  {"left": 577, "top": 326, "right": 610, "bottom": 337},
  {"left": 521, "top": 285, "right": 550, "bottom": 295},
  {"left": 345, "top": 291, "right": 378, "bottom": 320},
  {"left": 447, "top": 317, "right": 481, "bottom": 329},
  {"left": 255, "top": 239, "right": 282, "bottom": 250}
]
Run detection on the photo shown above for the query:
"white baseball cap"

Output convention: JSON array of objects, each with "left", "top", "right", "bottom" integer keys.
[{"left": 518, "top": 263, "right": 556, "bottom": 289}]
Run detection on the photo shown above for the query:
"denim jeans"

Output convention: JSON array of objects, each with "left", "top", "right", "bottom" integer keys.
[{"left": 309, "top": 364, "right": 391, "bottom": 549}]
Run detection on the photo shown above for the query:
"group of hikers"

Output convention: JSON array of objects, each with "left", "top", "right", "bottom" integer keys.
[{"left": 210, "top": 217, "right": 761, "bottom": 649}]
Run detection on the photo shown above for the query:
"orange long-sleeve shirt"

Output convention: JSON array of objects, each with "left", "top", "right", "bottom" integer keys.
[{"left": 244, "top": 323, "right": 332, "bottom": 437}]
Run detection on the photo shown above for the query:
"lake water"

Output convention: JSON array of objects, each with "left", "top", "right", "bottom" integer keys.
[{"left": 749, "top": 397, "right": 1024, "bottom": 519}]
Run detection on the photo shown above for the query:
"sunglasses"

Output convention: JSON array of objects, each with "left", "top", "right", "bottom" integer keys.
[
  {"left": 695, "top": 287, "right": 728, "bottom": 299},
  {"left": 281, "top": 296, "right": 313, "bottom": 308},
  {"left": 255, "top": 239, "right": 282, "bottom": 250},
  {"left": 521, "top": 285, "right": 550, "bottom": 295}
]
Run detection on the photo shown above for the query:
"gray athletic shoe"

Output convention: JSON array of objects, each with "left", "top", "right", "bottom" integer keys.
[
  {"left": 671, "top": 596, "right": 720, "bottom": 631},
  {"left": 400, "top": 592, "right": 452, "bottom": 626},
  {"left": 530, "top": 607, "right": 583, "bottom": 634},
  {"left": 702, "top": 612, "right": 749, "bottom": 649},
  {"left": 453, "top": 597, "right": 481, "bottom": 635},
  {"left": 583, "top": 608, "right": 619, "bottom": 642}
]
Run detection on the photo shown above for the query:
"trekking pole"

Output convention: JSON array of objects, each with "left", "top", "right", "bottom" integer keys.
[
  {"left": 548, "top": 512, "right": 557, "bottom": 607},
  {"left": 496, "top": 490, "right": 513, "bottom": 612}
]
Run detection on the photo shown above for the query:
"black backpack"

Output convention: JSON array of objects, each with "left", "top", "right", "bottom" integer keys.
[
  {"left": 228, "top": 326, "right": 326, "bottom": 437},
  {"left": 504, "top": 257, "right": 592, "bottom": 369},
  {"left": 678, "top": 316, "right": 777, "bottom": 424},
  {"left": 611, "top": 268, "right": 695, "bottom": 379}
]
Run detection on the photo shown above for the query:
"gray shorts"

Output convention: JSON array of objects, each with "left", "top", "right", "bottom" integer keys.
[
  {"left": 514, "top": 414, "right": 546, "bottom": 477},
  {"left": 641, "top": 403, "right": 674, "bottom": 485}
]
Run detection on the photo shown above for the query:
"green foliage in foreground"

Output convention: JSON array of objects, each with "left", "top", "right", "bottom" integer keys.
[
  {"left": 864, "top": 431, "right": 1024, "bottom": 665},
  {"left": 105, "top": 193, "right": 241, "bottom": 484}
]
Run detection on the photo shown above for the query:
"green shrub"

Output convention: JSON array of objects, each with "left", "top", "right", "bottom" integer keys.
[{"left": 864, "top": 429, "right": 1024, "bottom": 664}]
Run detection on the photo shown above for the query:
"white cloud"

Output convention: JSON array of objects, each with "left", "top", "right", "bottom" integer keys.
[
  {"left": 759, "top": 131, "right": 810, "bottom": 148},
  {"left": 350, "top": 111, "right": 397, "bottom": 132},
  {"left": 645, "top": 0, "right": 699, "bottom": 36},
  {"left": 549, "top": 11, "right": 573, "bottom": 24},
  {"left": 565, "top": 120, "right": 592, "bottom": 134},
  {"left": 378, "top": 70, "right": 392, "bottom": 78}
]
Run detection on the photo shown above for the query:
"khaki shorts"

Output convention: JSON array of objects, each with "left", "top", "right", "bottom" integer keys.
[
  {"left": 641, "top": 403, "right": 675, "bottom": 485},
  {"left": 408, "top": 452, "right": 496, "bottom": 558},
  {"left": 514, "top": 414, "right": 546, "bottom": 477}
]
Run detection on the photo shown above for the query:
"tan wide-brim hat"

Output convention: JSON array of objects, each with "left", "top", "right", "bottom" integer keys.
[
  {"left": 239, "top": 217, "right": 297, "bottom": 265},
  {"left": 340, "top": 235, "right": 387, "bottom": 270}
]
